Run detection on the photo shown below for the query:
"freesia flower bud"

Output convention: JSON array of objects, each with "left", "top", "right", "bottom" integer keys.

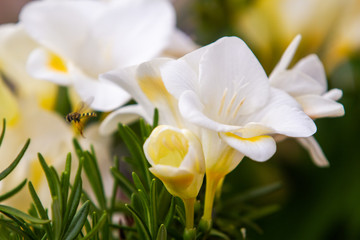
[
  {"left": 144, "top": 125, "right": 205, "bottom": 230},
  {"left": 144, "top": 125, "right": 205, "bottom": 200}
]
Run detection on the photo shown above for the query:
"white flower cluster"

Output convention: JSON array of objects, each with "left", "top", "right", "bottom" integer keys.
[{"left": 0, "top": 0, "right": 344, "bottom": 226}]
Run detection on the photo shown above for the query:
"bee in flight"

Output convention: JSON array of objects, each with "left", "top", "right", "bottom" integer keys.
[{"left": 66, "top": 98, "right": 97, "bottom": 137}]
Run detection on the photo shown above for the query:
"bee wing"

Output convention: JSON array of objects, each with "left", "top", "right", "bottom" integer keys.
[{"left": 74, "top": 97, "right": 95, "bottom": 113}]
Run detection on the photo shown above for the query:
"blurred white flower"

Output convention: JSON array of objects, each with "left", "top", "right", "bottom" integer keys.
[
  {"left": 270, "top": 35, "right": 345, "bottom": 166},
  {"left": 0, "top": 75, "right": 112, "bottom": 211},
  {"left": 19, "top": 0, "right": 176, "bottom": 111},
  {"left": 0, "top": 23, "right": 58, "bottom": 110}
]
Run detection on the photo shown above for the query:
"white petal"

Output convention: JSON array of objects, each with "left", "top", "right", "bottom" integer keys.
[
  {"left": 78, "top": 0, "right": 175, "bottom": 75},
  {"left": 101, "top": 65, "right": 153, "bottom": 113},
  {"left": 100, "top": 104, "right": 150, "bottom": 135},
  {"left": 270, "top": 69, "right": 324, "bottom": 96},
  {"left": 296, "top": 137, "right": 329, "bottom": 167},
  {"left": 72, "top": 67, "right": 131, "bottom": 111},
  {"left": 199, "top": 36, "right": 269, "bottom": 115},
  {"left": 20, "top": 0, "right": 104, "bottom": 61},
  {"left": 296, "top": 95, "right": 345, "bottom": 118},
  {"left": 322, "top": 88, "right": 343, "bottom": 101},
  {"left": 245, "top": 88, "right": 317, "bottom": 137},
  {"left": 270, "top": 34, "right": 301, "bottom": 78},
  {"left": 221, "top": 132, "right": 276, "bottom": 162},
  {"left": 293, "top": 54, "right": 327, "bottom": 92},
  {"left": 26, "top": 48, "right": 71, "bottom": 85},
  {"left": 161, "top": 58, "right": 199, "bottom": 99},
  {"left": 178, "top": 90, "right": 240, "bottom": 132}
]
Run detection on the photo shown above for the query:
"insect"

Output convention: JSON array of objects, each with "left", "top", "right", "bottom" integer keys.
[{"left": 66, "top": 98, "right": 97, "bottom": 137}]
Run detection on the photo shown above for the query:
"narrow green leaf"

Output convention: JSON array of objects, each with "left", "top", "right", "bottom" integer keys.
[
  {"left": 152, "top": 108, "right": 159, "bottom": 129},
  {"left": 111, "top": 167, "right": 137, "bottom": 197},
  {"left": 82, "top": 211, "right": 107, "bottom": 240},
  {"left": 28, "top": 182, "right": 53, "bottom": 240},
  {"left": 63, "top": 201, "right": 91, "bottom": 240},
  {"left": 0, "top": 219, "right": 33, "bottom": 240},
  {"left": 156, "top": 224, "right": 167, "bottom": 240},
  {"left": 164, "top": 197, "right": 176, "bottom": 228},
  {"left": 83, "top": 151, "right": 106, "bottom": 209},
  {"left": 72, "top": 138, "right": 84, "bottom": 159},
  {"left": 150, "top": 179, "right": 158, "bottom": 238},
  {"left": 0, "top": 118, "right": 6, "bottom": 147},
  {"left": 126, "top": 204, "right": 151, "bottom": 240},
  {"left": 132, "top": 172, "right": 148, "bottom": 199},
  {"left": 118, "top": 124, "right": 151, "bottom": 188},
  {"left": 61, "top": 153, "right": 72, "bottom": 207},
  {"left": 221, "top": 182, "right": 282, "bottom": 209},
  {"left": 0, "top": 179, "right": 27, "bottom": 201},
  {"left": 1, "top": 211, "right": 38, "bottom": 240},
  {"left": 0, "top": 139, "right": 30, "bottom": 180},
  {"left": 51, "top": 198, "right": 62, "bottom": 239},
  {"left": 63, "top": 161, "right": 83, "bottom": 231},
  {"left": 209, "top": 229, "right": 230, "bottom": 240},
  {"left": 175, "top": 205, "right": 186, "bottom": 226},
  {"left": 0, "top": 205, "right": 50, "bottom": 224},
  {"left": 38, "top": 153, "right": 61, "bottom": 199}
]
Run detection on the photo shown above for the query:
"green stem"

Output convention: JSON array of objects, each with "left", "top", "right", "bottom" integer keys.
[{"left": 183, "top": 197, "right": 196, "bottom": 229}]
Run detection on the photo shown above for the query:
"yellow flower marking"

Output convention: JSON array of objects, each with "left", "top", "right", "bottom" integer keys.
[
  {"left": 48, "top": 52, "right": 67, "bottom": 72},
  {"left": 148, "top": 129, "right": 189, "bottom": 168}
]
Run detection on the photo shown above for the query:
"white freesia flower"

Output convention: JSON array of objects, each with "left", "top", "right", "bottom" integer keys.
[
  {"left": 143, "top": 125, "right": 204, "bottom": 229},
  {"left": 19, "top": 0, "right": 176, "bottom": 111},
  {"left": 160, "top": 36, "right": 316, "bottom": 222},
  {"left": 99, "top": 58, "right": 192, "bottom": 135},
  {"left": 270, "top": 35, "right": 345, "bottom": 166}
]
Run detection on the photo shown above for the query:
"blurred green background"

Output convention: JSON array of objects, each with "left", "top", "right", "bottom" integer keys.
[{"left": 1, "top": 0, "right": 359, "bottom": 239}]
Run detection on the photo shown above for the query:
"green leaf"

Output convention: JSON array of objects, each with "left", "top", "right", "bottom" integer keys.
[
  {"left": 111, "top": 167, "right": 137, "bottom": 197},
  {"left": 175, "top": 204, "right": 186, "bottom": 227},
  {"left": 0, "top": 118, "right": 6, "bottom": 147},
  {"left": 164, "top": 197, "right": 176, "bottom": 228},
  {"left": 0, "top": 219, "right": 33, "bottom": 240},
  {"left": 220, "top": 182, "right": 281, "bottom": 209},
  {"left": 0, "top": 139, "right": 30, "bottom": 180},
  {"left": 126, "top": 204, "right": 151, "bottom": 240},
  {"left": 209, "top": 229, "right": 231, "bottom": 240},
  {"left": 63, "top": 161, "right": 83, "bottom": 232},
  {"left": 132, "top": 172, "right": 148, "bottom": 200},
  {"left": 118, "top": 124, "right": 151, "bottom": 188},
  {"left": 38, "top": 153, "right": 62, "bottom": 200},
  {"left": 0, "top": 205, "right": 50, "bottom": 224},
  {"left": 0, "top": 179, "right": 27, "bottom": 202},
  {"left": 28, "top": 181, "right": 53, "bottom": 240},
  {"left": 150, "top": 179, "right": 158, "bottom": 238},
  {"left": 60, "top": 153, "right": 72, "bottom": 209},
  {"left": 152, "top": 108, "right": 159, "bottom": 129},
  {"left": 82, "top": 211, "right": 107, "bottom": 240},
  {"left": 83, "top": 151, "right": 106, "bottom": 209},
  {"left": 51, "top": 198, "right": 62, "bottom": 239},
  {"left": 1, "top": 211, "right": 38, "bottom": 240},
  {"left": 156, "top": 224, "right": 167, "bottom": 240},
  {"left": 63, "top": 201, "right": 91, "bottom": 240}
]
